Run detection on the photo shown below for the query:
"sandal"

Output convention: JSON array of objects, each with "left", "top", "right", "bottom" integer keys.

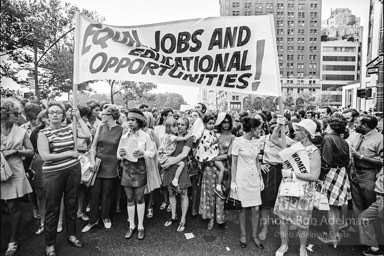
[
  {"left": 240, "top": 235, "right": 247, "bottom": 248},
  {"left": 177, "top": 222, "right": 186, "bottom": 232},
  {"left": 36, "top": 224, "right": 44, "bottom": 235},
  {"left": 252, "top": 236, "right": 265, "bottom": 249},
  {"left": 164, "top": 217, "right": 178, "bottom": 227}
]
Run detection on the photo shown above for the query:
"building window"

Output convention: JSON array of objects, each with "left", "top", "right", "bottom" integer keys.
[
  {"left": 310, "top": 3, "right": 318, "bottom": 9},
  {"left": 298, "top": 38, "right": 305, "bottom": 44},
  {"left": 288, "top": 46, "right": 294, "bottom": 52},
  {"left": 298, "top": 46, "right": 304, "bottom": 52},
  {"left": 310, "top": 46, "right": 317, "bottom": 52},
  {"left": 279, "top": 54, "right": 283, "bottom": 60},
  {"left": 298, "top": 29, "right": 305, "bottom": 35},
  {"left": 287, "top": 55, "right": 293, "bottom": 61},
  {"left": 310, "top": 55, "right": 317, "bottom": 61},
  {"left": 297, "top": 63, "right": 304, "bottom": 69},
  {"left": 288, "top": 3, "right": 294, "bottom": 9},
  {"left": 298, "top": 12, "right": 305, "bottom": 18},
  {"left": 232, "top": 2, "right": 240, "bottom": 8},
  {"left": 266, "top": 3, "right": 273, "bottom": 9},
  {"left": 310, "top": 12, "right": 318, "bottom": 18},
  {"left": 277, "top": 3, "right": 284, "bottom": 9},
  {"left": 298, "top": 55, "right": 304, "bottom": 61},
  {"left": 245, "top": 2, "right": 251, "bottom": 8},
  {"left": 245, "top": 10, "right": 251, "bottom": 15},
  {"left": 323, "top": 56, "right": 356, "bottom": 61},
  {"left": 298, "top": 3, "right": 305, "bottom": 10},
  {"left": 310, "top": 21, "right": 318, "bottom": 27},
  {"left": 322, "top": 65, "right": 356, "bottom": 71},
  {"left": 322, "top": 74, "right": 355, "bottom": 81},
  {"left": 232, "top": 10, "right": 240, "bottom": 16},
  {"left": 277, "top": 29, "right": 284, "bottom": 35},
  {"left": 288, "top": 29, "right": 294, "bottom": 35}
]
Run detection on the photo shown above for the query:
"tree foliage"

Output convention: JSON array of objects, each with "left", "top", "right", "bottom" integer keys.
[{"left": 1, "top": 0, "right": 104, "bottom": 96}]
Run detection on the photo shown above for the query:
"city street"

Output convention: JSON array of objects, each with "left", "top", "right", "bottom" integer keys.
[{"left": 1, "top": 194, "right": 371, "bottom": 256}]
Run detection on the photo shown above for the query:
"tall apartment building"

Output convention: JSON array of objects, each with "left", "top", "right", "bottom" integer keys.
[
  {"left": 214, "top": 0, "right": 322, "bottom": 111},
  {"left": 321, "top": 40, "right": 360, "bottom": 106}
]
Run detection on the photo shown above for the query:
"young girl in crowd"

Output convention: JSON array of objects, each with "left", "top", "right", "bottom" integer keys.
[
  {"left": 195, "top": 113, "right": 227, "bottom": 199},
  {"left": 158, "top": 118, "right": 191, "bottom": 192}
]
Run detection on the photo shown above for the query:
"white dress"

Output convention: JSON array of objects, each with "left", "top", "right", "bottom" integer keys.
[{"left": 231, "top": 137, "right": 264, "bottom": 207}]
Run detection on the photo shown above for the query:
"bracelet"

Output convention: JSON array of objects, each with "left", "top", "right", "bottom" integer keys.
[{"left": 359, "top": 154, "right": 364, "bottom": 160}]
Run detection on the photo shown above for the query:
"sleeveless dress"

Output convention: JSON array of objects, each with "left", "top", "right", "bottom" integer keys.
[
  {"left": 1, "top": 125, "right": 32, "bottom": 200},
  {"left": 273, "top": 144, "right": 319, "bottom": 229}
]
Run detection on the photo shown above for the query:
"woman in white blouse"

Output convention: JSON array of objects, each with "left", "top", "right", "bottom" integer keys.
[{"left": 117, "top": 109, "right": 155, "bottom": 241}]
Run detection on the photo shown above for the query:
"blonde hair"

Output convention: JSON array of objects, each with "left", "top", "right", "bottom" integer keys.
[
  {"left": 164, "top": 118, "right": 178, "bottom": 135},
  {"left": 1, "top": 97, "right": 22, "bottom": 121}
]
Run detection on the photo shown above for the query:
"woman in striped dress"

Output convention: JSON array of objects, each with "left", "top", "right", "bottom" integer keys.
[{"left": 37, "top": 102, "right": 91, "bottom": 256}]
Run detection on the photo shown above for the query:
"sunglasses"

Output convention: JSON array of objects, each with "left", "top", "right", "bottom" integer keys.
[{"left": 9, "top": 111, "right": 21, "bottom": 117}]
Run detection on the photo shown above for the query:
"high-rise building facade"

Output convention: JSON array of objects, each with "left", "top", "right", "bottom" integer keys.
[{"left": 218, "top": 0, "right": 322, "bottom": 110}]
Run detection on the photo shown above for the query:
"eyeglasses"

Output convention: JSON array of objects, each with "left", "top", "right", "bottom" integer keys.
[
  {"left": 101, "top": 113, "right": 111, "bottom": 116},
  {"left": 9, "top": 111, "right": 21, "bottom": 117},
  {"left": 48, "top": 111, "right": 63, "bottom": 115}
]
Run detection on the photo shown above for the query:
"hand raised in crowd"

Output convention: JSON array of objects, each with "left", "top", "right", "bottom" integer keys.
[
  {"left": 276, "top": 115, "right": 286, "bottom": 126},
  {"left": 71, "top": 108, "right": 81, "bottom": 119},
  {"left": 133, "top": 150, "right": 144, "bottom": 158}
]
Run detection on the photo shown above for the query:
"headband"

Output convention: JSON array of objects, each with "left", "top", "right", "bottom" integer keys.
[{"left": 128, "top": 112, "right": 145, "bottom": 121}]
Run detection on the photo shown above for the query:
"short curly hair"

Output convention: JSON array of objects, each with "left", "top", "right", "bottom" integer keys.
[
  {"left": 24, "top": 103, "right": 42, "bottom": 121},
  {"left": 202, "top": 112, "right": 216, "bottom": 125},
  {"left": 103, "top": 104, "right": 120, "bottom": 121},
  {"left": 329, "top": 113, "right": 347, "bottom": 135},
  {"left": 1, "top": 98, "right": 22, "bottom": 121}
]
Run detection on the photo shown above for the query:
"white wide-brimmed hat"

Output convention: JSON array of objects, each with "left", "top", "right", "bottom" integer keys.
[
  {"left": 292, "top": 119, "right": 316, "bottom": 137},
  {"left": 215, "top": 112, "right": 227, "bottom": 126}
]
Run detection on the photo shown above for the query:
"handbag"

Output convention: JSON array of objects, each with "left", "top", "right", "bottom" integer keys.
[
  {"left": 221, "top": 169, "right": 231, "bottom": 197},
  {"left": 80, "top": 151, "right": 101, "bottom": 187},
  {"left": 224, "top": 188, "right": 242, "bottom": 210},
  {"left": 1, "top": 152, "right": 13, "bottom": 181},
  {"left": 278, "top": 177, "right": 305, "bottom": 197}
]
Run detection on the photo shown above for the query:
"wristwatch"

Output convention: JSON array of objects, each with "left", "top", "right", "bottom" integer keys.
[{"left": 359, "top": 154, "right": 364, "bottom": 160}]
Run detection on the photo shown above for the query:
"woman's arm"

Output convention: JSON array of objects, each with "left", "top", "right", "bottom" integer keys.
[
  {"left": 72, "top": 109, "right": 91, "bottom": 139},
  {"left": 270, "top": 124, "right": 294, "bottom": 148},
  {"left": 19, "top": 132, "right": 34, "bottom": 157},
  {"left": 231, "top": 155, "right": 238, "bottom": 181},
  {"left": 294, "top": 149, "right": 321, "bottom": 182},
  {"left": 37, "top": 132, "right": 78, "bottom": 162},
  {"left": 89, "top": 125, "right": 101, "bottom": 166},
  {"left": 162, "top": 145, "right": 191, "bottom": 168}
]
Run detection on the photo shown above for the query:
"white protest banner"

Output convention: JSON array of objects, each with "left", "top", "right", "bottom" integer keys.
[
  {"left": 74, "top": 14, "right": 281, "bottom": 96},
  {"left": 278, "top": 142, "right": 310, "bottom": 174}
]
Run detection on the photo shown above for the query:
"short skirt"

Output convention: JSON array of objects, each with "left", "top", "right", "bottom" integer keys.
[{"left": 121, "top": 158, "right": 147, "bottom": 188}]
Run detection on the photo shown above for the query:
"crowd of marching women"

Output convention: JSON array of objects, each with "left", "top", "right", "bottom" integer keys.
[{"left": 1, "top": 97, "right": 383, "bottom": 256}]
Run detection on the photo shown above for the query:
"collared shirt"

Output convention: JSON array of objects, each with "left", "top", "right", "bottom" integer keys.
[
  {"left": 353, "top": 129, "right": 383, "bottom": 169},
  {"left": 117, "top": 128, "right": 155, "bottom": 161}
]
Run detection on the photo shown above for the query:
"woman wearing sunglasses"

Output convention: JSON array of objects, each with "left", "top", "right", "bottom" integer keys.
[{"left": 1, "top": 98, "right": 34, "bottom": 256}]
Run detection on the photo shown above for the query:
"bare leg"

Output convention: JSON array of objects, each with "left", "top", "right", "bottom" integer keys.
[
  {"left": 168, "top": 187, "right": 177, "bottom": 219},
  {"left": 259, "top": 208, "right": 269, "bottom": 239},
  {"left": 180, "top": 189, "right": 189, "bottom": 224},
  {"left": 172, "top": 162, "right": 184, "bottom": 186},
  {"left": 298, "top": 227, "right": 309, "bottom": 256},
  {"left": 239, "top": 209, "right": 247, "bottom": 243},
  {"left": 7, "top": 199, "right": 22, "bottom": 243},
  {"left": 277, "top": 220, "right": 289, "bottom": 253},
  {"left": 214, "top": 161, "right": 226, "bottom": 185}
]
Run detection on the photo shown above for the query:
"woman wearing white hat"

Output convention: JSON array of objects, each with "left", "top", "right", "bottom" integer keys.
[{"left": 270, "top": 117, "right": 321, "bottom": 256}]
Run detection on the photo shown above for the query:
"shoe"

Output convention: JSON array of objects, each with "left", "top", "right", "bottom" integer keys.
[
  {"left": 251, "top": 237, "right": 265, "bottom": 250},
  {"left": 191, "top": 209, "right": 198, "bottom": 217},
  {"left": 164, "top": 217, "right": 178, "bottom": 227},
  {"left": 207, "top": 218, "right": 214, "bottom": 230},
  {"left": 363, "top": 248, "right": 384, "bottom": 256},
  {"left": 166, "top": 204, "right": 172, "bottom": 212},
  {"left": 82, "top": 221, "right": 99, "bottom": 233},
  {"left": 137, "top": 228, "right": 145, "bottom": 240},
  {"left": 45, "top": 246, "right": 56, "bottom": 256},
  {"left": 124, "top": 227, "right": 136, "bottom": 239},
  {"left": 177, "top": 222, "right": 186, "bottom": 232},
  {"left": 239, "top": 235, "right": 247, "bottom": 248},
  {"left": 35, "top": 224, "right": 44, "bottom": 235},
  {"left": 275, "top": 246, "right": 288, "bottom": 256},
  {"left": 5, "top": 242, "right": 18, "bottom": 256},
  {"left": 218, "top": 222, "right": 228, "bottom": 229},
  {"left": 160, "top": 202, "right": 167, "bottom": 210},
  {"left": 33, "top": 209, "right": 41, "bottom": 219},
  {"left": 57, "top": 224, "right": 63, "bottom": 233},
  {"left": 86, "top": 205, "right": 90, "bottom": 212},
  {"left": 170, "top": 183, "right": 182, "bottom": 193},
  {"left": 214, "top": 188, "right": 226, "bottom": 200},
  {"left": 317, "top": 235, "right": 338, "bottom": 248},
  {"left": 103, "top": 218, "right": 112, "bottom": 229},
  {"left": 147, "top": 208, "right": 153, "bottom": 218},
  {"left": 67, "top": 236, "right": 84, "bottom": 248},
  {"left": 77, "top": 213, "right": 90, "bottom": 221}
]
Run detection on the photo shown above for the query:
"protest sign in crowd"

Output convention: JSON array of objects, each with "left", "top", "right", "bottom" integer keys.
[{"left": 1, "top": 14, "right": 383, "bottom": 256}]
